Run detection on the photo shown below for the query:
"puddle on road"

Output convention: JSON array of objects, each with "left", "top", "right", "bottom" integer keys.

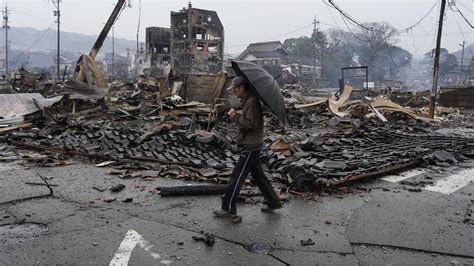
[{"left": 0, "top": 223, "right": 49, "bottom": 245}]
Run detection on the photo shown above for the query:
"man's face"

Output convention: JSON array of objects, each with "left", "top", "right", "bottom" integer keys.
[{"left": 232, "top": 84, "right": 246, "bottom": 99}]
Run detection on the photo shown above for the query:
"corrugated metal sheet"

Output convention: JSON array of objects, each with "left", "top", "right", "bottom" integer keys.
[
  {"left": 0, "top": 93, "right": 63, "bottom": 119},
  {"left": 62, "top": 80, "right": 108, "bottom": 100}
]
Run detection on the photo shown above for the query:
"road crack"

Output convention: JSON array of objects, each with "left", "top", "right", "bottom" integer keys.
[{"left": 351, "top": 242, "right": 474, "bottom": 259}]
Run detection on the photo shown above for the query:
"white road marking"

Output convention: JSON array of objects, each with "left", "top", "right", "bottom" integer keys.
[
  {"left": 381, "top": 169, "right": 428, "bottom": 183},
  {"left": 109, "top": 230, "right": 172, "bottom": 266},
  {"left": 424, "top": 168, "right": 474, "bottom": 194}
]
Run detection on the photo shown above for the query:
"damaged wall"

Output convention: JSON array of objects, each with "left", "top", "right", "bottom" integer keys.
[
  {"left": 146, "top": 27, "right": 172, "bottom": 74},
  {"left": 170, "top": 3, "right": 224, "bottom": 76}
]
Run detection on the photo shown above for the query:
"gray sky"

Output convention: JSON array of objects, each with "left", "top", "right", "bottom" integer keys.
[{"left": 3, "top": 0, "right": 473, "bottom": 57}]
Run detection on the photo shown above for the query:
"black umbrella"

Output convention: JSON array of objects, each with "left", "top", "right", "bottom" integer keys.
[{"left": 231, "top": 60, "right": 287, "bottom": 125}]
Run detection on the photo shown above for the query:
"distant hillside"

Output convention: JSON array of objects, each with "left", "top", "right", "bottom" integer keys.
[{"left": 1, "top": 26, "right": 137, "bottom": 59}]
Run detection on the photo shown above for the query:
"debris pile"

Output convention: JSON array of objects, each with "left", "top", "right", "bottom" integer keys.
[
  {"left": 267, "top": 123, "right": 474, "bottom": 191},
  {"left": 1, "top": 74, "right": 474, "bottom": 196},
  {"left": 5, "top": 121, "right": 238, "bottom": 181}
]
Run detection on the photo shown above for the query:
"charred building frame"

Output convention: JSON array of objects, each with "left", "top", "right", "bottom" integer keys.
[
  {"left": 170, "top": 3, "right": 224, "bottom": 76},
  {"left": 146, "top": 27, "right": 171, "bottom": 69}
]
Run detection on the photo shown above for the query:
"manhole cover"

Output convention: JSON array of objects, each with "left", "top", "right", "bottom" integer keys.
[{"left": 0, "top": 223, "right": 49, "bottom": 245}]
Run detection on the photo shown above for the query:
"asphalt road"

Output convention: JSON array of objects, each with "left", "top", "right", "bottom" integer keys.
[{"left": 0, "top": 160, "right": 472, "bottom": 265}]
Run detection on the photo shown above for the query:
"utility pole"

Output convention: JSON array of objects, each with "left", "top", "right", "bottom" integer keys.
[
  {"left": 459, "top": 41, "right": 465, "bottom": 85},
  {"left": 187, "top": 1, "right": 192, "bottom": 75},
  {"left": 112, "top": 25, "right": 115, "bottom": 79},
  {"left": 2, "top": 6, "right": 10, "bottom": 75},
  {"left": 428, "top": 0, "right": 447, "bottom": 119},
  {"left": 136, "top": 0, "right": 141, "bottom": 56},
  {"left": 312, "top": 17, "right": 320, "bottom": 89},
  {"left": 52, "top": 0, "right": 61, "bottom": 80}
]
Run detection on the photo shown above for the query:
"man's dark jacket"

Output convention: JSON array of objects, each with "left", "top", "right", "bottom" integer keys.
[{"left": 232, "top": 94, "right": 264, "bottom": 150}]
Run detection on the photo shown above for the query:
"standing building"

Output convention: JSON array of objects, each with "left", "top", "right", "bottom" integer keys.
[
  {"left": 146, "top": 27, "right": 171, "bottom": 76},
  {"left": 170, "top": 3, "right": 224, "bottom": 76}
]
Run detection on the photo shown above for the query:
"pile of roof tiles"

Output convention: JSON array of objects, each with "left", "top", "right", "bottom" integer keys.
[
  {"left": 266, "top": 123, "right": 474, "bottom": 191},
  {"left": 6, "top": 121, "right": 241, "bottom": 180},
  {"left": 4, "top": 117, "right": 474, "bottom": 191}
]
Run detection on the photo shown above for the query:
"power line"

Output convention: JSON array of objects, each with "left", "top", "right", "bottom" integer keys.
[
  {"left": 326, "top": 0, "right": 375, "bottom": 31},
  {"left": 455, "top": 6, "right": 474, "bottom": 28},
  {"left": 326, "top": 0, "right": 444, "bottom": 35},
  {"left": 449, "top": 0, "right": 474, "bottom": 28},
  {"left": 457, "top": 0, "right": 473, "bottom": 13},
  {"left": 338, "top": 12, "right": 367, "bottom": 43},
  {"left": 10, "top": 24, "right": 54, "bottom": 62},
  {"left": 226, "top": 18, "right": 342, "bottom": 50},
  {"left": 455, "top": 18, "right": 473, "bottom": 56},
  {"left": 226, "top": 23, "right": 313, "bottom": 48},
  {"left": 324, "top": 2, "right": 387, "bottom": 71},
  {"left": 328, "top": 1, "right": 399, "bottom": 73},
  {"left": 397, "top": 1, "right": 438, "bottom": 33}
]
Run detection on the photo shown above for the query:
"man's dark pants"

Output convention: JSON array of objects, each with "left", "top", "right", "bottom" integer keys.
[{"left": 221, "top": 149, "right": 281, "bottom": 214}]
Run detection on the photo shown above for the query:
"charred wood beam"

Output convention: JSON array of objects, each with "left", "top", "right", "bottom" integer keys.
[
  {"left": 76, "top": 0, "right": 126, "bottom": 81},
  {"left": 332, "top": 159, "right": 421, "bottom": 186},
  {"left": 158, "top": 185, "right": 228, "bottom": 197}
]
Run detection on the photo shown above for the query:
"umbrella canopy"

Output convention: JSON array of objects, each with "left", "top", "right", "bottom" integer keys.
[{"left": 231, "top": 60, "right": 287, "bottom": 125}]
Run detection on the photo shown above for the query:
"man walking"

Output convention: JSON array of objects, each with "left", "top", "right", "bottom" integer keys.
[{"left": 213, "top": 76, "right": 282, "bottom": 219}]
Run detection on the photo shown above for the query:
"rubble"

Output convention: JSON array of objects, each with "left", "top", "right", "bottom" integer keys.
[
  {"left": 0, "top": 63, "right": 473, "bottom": 199},
  {"left": 0, "top": 93, "right": 63, "bottom": 126},
  {"left": 192, "top": 232, "right": 216, "bottom": 247},
  {"left": 158, "top": 185, "right": 228, "bottom": 197},
  {"left": 300, "top": 238, "right": 315, "bottom": 246}
]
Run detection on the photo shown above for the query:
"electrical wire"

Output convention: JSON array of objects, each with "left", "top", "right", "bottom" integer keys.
[
  {"left": 397, "top": 1, "right": 438, "bottom": 33},
  {"left": 9, "top": 40, "right": 31, "bottom": 47},
  {"left": 340, "top": 13, "right": 389, "bottom": 63},
  {"left": 449, "top": 1, "right": 474, "bottom": 28},
  {"left": 455, "top": 7, "right": 474, "bottom": 28},
  {"left": 457, "top": 0, "right": 473, "bottom": 13},
  {"left": 326, "top": 0, "right": 375, "bottom": 31},
  {"left": 324, "top": 2, "right": 387, "bottom": 71},
  {"left": 330, "top": 1, "right": 398, "bottom": 72},
  {"left": 9, "top": 23, "right": 54, "bottom": 62},
  {"left": 262, "top": 23, "right": 313, "bottom": 42},
  {"left": 226, "top": 18, "right": 340, "bottom": 49},
  {"left": 226, "top": 23, "right": 313, "bottom": 48},
  {"left": 338, "top": 13, "right": 367, "bottom": 43},
  {"left": 455, "top": 18, "right": 473, "bottom": 56},
  {"left": 326, "top": 0, "right": 444, "bottom": 35}
]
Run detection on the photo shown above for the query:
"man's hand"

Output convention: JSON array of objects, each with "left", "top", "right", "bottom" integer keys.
[{"left": 227, "top": 108, "right": 237, "bottom": 120}]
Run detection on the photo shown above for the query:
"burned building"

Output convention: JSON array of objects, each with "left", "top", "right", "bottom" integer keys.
[
  {"left": 146, "top": 27, "right": 171, "bottom": 71},
  {"left": 170, "top": 3, "right": 224, "bottom": 76}
]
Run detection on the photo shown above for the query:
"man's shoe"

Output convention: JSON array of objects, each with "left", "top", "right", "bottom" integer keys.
[
  {"left": 213, "top": 209, "right": 233, "bottom": 218},
  {"left": 261, "top": 204, "right": 282, "bottom": 213}
]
